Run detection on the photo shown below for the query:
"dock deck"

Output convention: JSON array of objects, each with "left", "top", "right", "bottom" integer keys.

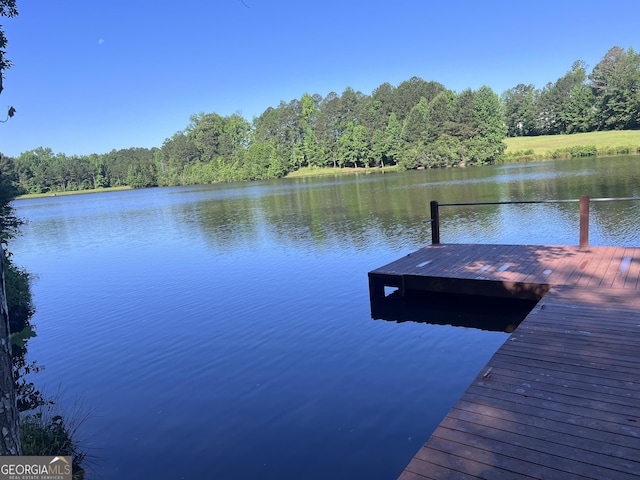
[{"left": 369, "top": 244, "right": 640, "bottom": 479}]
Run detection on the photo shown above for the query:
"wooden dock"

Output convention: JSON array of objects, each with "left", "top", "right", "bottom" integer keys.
[{"left": 369, "top": 244, "right": 640, "bottom": 479}]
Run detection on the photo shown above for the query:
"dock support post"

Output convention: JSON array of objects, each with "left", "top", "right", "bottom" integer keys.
[
  {"left": 368, "top": 274, "right": 385, "bottom": 299},
  {"left": 580, "top": 195, "right": 589, "bottom": 248},
  {"left": 430, "top": 201, "right": 440, "bottom": 245}
]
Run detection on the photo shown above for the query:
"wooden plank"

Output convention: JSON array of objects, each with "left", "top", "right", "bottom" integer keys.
[
  {"left": 507, "top": 245, "right": 545, "bottom": 282},
  {"left": 435, "top": 411, "right": 640, "bottom": 478},
  {"left": 484, "top": 353, "right": 640, "bottom": 392},
  {"left": 573, "top": 247, "right": 608, "bottom": 287},
  {"left": 623, "top": 251, "right": 640, "bottom": 289},
  {"left": 460, "top": 389, "right": 640, "bottom": 441},
  {"left": 473, "top": 363, "right": 640, "bottom": 416},
  {"left": 500, "top": 334, "right": 640, "bottom": 370},
  {"left": 473, "top": 244, "right": 522, "bottom": 279},
  {"left": 497, "top": 341, "right": 640, "bottom": 375},
  {"left": 477, "top": 363, "right": 640, "bottom": 412},
  {"left": 562, "top": 247, "right": 593, "bottom": 285},
  {"left": 454, "top": 398, "right": 638, "bottom": 449},
  {"left": 467, "top": 376, "right": 640, "bottom": 421},
  {"left": 545, "top": 246, "right": 588, "bottom": 285},
  {"left": 484, "top": 353, "right": 637, "bottom": 390},
  {"left": 445, "top": 407, "right": 640, "bottom": 468},
  {"left": 610, "top": 247, "right": 633, "bottom": 288},
  {"left": 451, "top": 244, "right": 502, "bottom": 278},
  {"left": 597, "top": 246, "right": 627, "bottom": 288},
  {"left": 414, "top": 434, "right": 561, "bottom": 479},
  {"left": 522, "top": 245, "right": 574, "bottom": 285},
  {"left": 584, "top": 246, "right": 618, "bottom": 287},
  {"left": 451, "top": 244, "right": 510, "bottom": 279}
]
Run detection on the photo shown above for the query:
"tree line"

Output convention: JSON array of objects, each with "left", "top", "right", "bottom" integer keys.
[{"left": 2, "top": 45, "right": 639, "bottom": 195}]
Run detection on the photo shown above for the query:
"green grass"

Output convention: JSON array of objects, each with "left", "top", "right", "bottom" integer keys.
[
  {"left": 504, "top": 130, "right": 640, "bottom": 157},
  {"left": 20, "top": 403, "right": 92, "bottom": 480},
  {"left": 285, "top": 165, "right": 400, "bottom": 178},
  {"left": 16, "top": 185, "right": 132, "bottom": 200}
]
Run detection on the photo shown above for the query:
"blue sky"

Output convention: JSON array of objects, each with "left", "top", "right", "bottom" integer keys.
[{"left": 1, "top": 0, "right": 639, "bottom": 157}]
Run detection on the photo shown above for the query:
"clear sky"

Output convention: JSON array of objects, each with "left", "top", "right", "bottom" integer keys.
[{"left": 1, "top": 0, "right": 638, "bottom": 157}]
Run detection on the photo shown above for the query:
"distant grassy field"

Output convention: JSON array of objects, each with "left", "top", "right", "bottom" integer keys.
[{"left": 504, "top": 130, "right": 640, "bottom": 157}]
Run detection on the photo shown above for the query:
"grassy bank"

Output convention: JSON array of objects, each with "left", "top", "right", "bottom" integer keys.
[
  {"left": 285, "top": 165, "right": 401, "bottom": 179},
  {"left": 504, "top": 130, "right": 640, "bottom": 160},
  {"left": 16, "top": 185, "right": 132, "bottom": 200}
]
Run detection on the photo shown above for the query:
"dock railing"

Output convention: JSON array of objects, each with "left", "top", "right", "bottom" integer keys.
[{"left": 429, "top": 195, "right": 640, "bottom": 247}]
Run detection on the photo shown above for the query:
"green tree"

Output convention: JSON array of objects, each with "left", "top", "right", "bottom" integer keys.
[
  {"left": 367, "top": 82, "right": 395, "bottom": 132},
  {"left": 253, "top": 100, "right": 300, "bottom": 172},
  {"left": 427, "top": 90, "right": 454, "bottom": 141},
  {"left": 224, "top": 113, "right": 252, "bottom": 158},
  {"left": 562, "top": 83, "right": 596, "bottom": 133},
  {"left": 65, "top": 155, "right": 95, "bottom": 190},
  {"left": 399, "top": 97, "right": 432, "bottom": 169},
  {"left": 337, "top": 87, "right": 365, "bottom": 129},
  {"left": 102, "top": 149, "right": 129, "bottom": 186},
  {"left": 88, "top": 153, "right": 109, "bottom": 188},
  {"left": 299, "top": 93, "right": 321, "bottom": 167},
  {"left": 102, "top": 147, "right": 157, "bottom": 187},
  {"left": 393, "top": 77, "right": 445, "bottom": 121},
  {"left": 126, "top": 165, "right": 152, "bottom": 188},
  {"left": 425, "top": 135, "right": 461, "bottom": 167},
  {"left": 401, "top": 97, "right": 430, "bottom": 146},
  {"left": 468, "top": 86, "right": 506, "bottom": 165},
  {"left": 535, "top": 61, "right": 589, "bottom": 134},
  {"left": 502, "top": 84, "right": 536, "bottom": 136},
  {"left": 446, "top": 89, "right": 477, "bottom": 140},
  {"left": 384, "top": 112, "right": 403, "bottom": 165},
  {"left": 337, "top": 121, "right": 369, "bottom": 167},
  {"left": 316, "top": 92, "right": 341, "bottom": 167},
  {"left": 370, "top": 129, "right": 386, "bottom": 167},
  {"left": 187, "top": 112, "right": 229, "bottom": 163},
  {"left": 161, "top": 131, "right": 199, "bottom": 184},
  {"left": 370, "top": 112, "right": 403, "bottom": 168},
  {"left": 589, "top": 46, "right": 640, "bottom": 130},
  {"left": 15, "top": 148, "right": 56, "bottom": 193}
]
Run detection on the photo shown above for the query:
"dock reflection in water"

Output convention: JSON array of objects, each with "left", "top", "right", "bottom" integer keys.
[{"left": 371, "top": 290, "right": 538, "bottom": 333}]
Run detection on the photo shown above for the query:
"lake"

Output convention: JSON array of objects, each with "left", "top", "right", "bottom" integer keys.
[{"left": 11, "top": 156, "right": 640, "bottom": 479}]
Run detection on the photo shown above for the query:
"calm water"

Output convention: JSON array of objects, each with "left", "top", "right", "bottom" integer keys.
[{"left": 11, "top": 156, "right": 640, "bottom": 479}]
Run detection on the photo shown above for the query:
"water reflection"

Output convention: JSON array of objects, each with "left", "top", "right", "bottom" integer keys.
[
  {"left": 15, "top": 156, "right": 640, "bottom": 255},
  {"left": 371, "top": 291, "right": 538, "bottom": 333},
  {"left": 179, "top": 156, "right": 640, "bottom": 251}
]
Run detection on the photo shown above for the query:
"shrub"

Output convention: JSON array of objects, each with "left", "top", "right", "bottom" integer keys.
[{"left": 21, "top": 404, "right": 91, "bottom": 480}]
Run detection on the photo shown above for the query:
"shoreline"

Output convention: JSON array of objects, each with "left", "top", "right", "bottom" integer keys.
[{"left": 15, "top": 185, "right": 132, "bottom": 200}]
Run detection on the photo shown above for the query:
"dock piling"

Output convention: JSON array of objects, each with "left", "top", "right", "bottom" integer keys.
[
  {"left": 429, "top": 201, "right": 440, "bottom": 245},
  {"left": 580, "top": 195, "right": 589, "bottom": 248}
]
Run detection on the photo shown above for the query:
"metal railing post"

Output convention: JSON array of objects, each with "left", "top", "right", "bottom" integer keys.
[
  {"left": 580, "top": 195, "right": 589, "bottom": 248},
  {"left": 430, "top": 200, "right": 440, "bottom": 244}
]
